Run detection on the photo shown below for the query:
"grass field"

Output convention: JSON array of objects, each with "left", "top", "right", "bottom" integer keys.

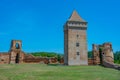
[{"left": 0, "top": 64, "right": 119, "bottom": 80}]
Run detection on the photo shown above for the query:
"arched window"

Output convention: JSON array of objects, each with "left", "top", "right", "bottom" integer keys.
[{"left": 15, "top": 43, "right": 20, "bottom": 49}]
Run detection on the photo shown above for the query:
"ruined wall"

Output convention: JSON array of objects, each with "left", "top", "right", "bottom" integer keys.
[
  {"left": 0, "top": 53, "right": 9, "bottom": 64},
  {"left": 103, "top": 43, "right": 114, "bottom": 63},
  {"left": 88, "top": 58, "right": 94, "bottom": 65},
  {"left": 0, "top": 52, "right": 62, "bottom": 64},
  {"left": 92, "top": 44, "right": 100, "bottom": 65},
  {"left": 0, "top": 39, "right": 62, "bottom": 64},
  {"left": 0, "top": 39, "right": 64, "bottom": 64},
  {"left": 60, "top": 57, "right": 64, "bottom": 64},
  {"left": 9, "top": 40, "right": 25, "bottom": 64},
  {"left": 92, "top": 43, "right": 114, "bottom": 65},
  {"left": 49, "top": 57, "right": 58, "bottom": 64},
  {"left": 23, "top": 54, "right": 58, "bottom": 64}
]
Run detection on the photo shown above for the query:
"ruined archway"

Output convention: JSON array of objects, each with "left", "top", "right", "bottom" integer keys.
[
  {"left": 15, "top": 43, "right": 20, "bottom": 49},
  {"left": 15, "top": 53, "right": 19, "bottom": 63}
]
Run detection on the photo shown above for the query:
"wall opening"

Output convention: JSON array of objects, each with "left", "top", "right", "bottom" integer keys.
[
  {"left": 15, "top": 53, "right": 19, "bottom": 63},
  {"left": 99, "top": 48, "right": 103, "bottom": 65},
  {"left": 76, "top": 43, "right": 79, "bottom": 47},
  {"left": 15, "top": 43, "right": 20, "bottom": 49}
]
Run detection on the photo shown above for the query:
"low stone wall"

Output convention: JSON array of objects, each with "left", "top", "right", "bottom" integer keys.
[
  {"left": 0, "top": 53, "right": 63, "bottom": 64},
  {"left": 49, "top": 57, "right": 58, "bottom": 64},
  {"left": 23, "top": 57, "right": 49, "bottom": 64},
  {"left": 0, "top": 53, "right": 9, "bottom": 64},
  {"left": 60, "top": 57, "right": 64, "bottom": 64},
  {"left": 88, "top": 58, "right": 94, "bottom": 65},
  {"left": 23, "top": 54, "right": 48, "bottom": 64},
  {"left": 23, "top": 54, "right": 59, "bottom": 64}
]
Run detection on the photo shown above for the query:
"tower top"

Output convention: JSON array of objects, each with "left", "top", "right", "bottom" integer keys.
[{"left": 69, "top": 10, "right": 86, "bottom": 22}]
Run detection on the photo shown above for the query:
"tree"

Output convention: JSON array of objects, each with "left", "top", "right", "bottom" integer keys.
[
  {"left": 88, "top": 51, "right": 93, "bottom": 58},
  {"left": 114, "top": 51, "right": 120, "bottom": 64}
]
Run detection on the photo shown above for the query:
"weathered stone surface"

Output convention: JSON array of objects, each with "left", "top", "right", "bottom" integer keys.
[
  {"left": 9, "top": 40, "right": 25, "bottom": 64},
  {"left": 92, "top": 43, "right": 114, "bottom": 65},
  {"left": 0, "top": 53, "right": 9, "bottom": 64},
  {"left": 88, "top": 58, "right": 94, "bottom": 65},
  {"left": 64, "top": 10, "right": 88, "bottom": 65},
  {"left": 0, "top": 40, "right": 61, "bottom": 64}
]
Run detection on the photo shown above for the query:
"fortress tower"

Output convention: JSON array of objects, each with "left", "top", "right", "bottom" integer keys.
[{"left": 64, "top": 10, "right": 88, "bottom": 65}]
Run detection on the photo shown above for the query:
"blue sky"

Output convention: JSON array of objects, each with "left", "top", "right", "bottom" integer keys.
[{"left": 0, "top": 0, "right": 120, "bottom": 53}]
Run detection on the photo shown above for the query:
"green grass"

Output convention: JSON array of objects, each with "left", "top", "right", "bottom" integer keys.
[{"left": 0, "top": 64, "right": 119, "bottom": 80}]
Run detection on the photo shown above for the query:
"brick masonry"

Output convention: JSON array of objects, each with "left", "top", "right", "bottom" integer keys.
[
  {"left": 64, "top": 10, "right": 88, "bottom": 65},
  {"left": 0, "top": 11, "right": 115, "bottom": 67},
  {"left": 92, "top": 43, "right": 114, "bottom": 65},
  {"left": 0, "top": 40, "right": 60, "bottom": 64}
]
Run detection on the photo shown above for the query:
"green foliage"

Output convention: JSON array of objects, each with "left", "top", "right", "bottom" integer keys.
[
  {"left": 57, "top": 54, "right": 62, "bottom": 62},
  {"left": 114, "top": 51, "right": 120, "bottom": 64},
  {"left": 88, "top": 51, "right": 93, "bottom": 58},
  {"left": 31, "top": 52, "right": 58, "bottom": 57},
  {"left": 30, "top": 52, "right": 64, "bottom": 62}
]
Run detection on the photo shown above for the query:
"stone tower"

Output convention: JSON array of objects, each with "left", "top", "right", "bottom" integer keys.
[
  {"left": 64, "top": 10, "right": 88, "bottom": 65},
  {"left": 9, "top": 40, "right": 25, "bottom": 64}
]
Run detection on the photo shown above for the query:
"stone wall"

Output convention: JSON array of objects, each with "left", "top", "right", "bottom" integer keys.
[
  {"left": 23, "top": 54, "right": 59, "bottom": 64},
  {"left": 60, "top": 57, "right": 64, "bottom": 64},
  {"left": 102, "top": 54, "right": 120, "bottom": 70},
  {"left": 88, "top": 58, "right": 94, "bottom": 65},
  {"left": 0, "top": 40, "right": 59, "bottom": 64},
  {"left": 67, "top": 28, "right": 88, "bottom": 65},
  {"left": 64, "top": 10, "right": 88, "bottom": 65},
  {"left": 0, "top": 52, "right": 61, "bottom": 64},
  {"left": 64, "top": 30, "right": 68, "bottom": 65},
  {"left": 92, "top": 43, "right": 114, "bottom": 65},
  {"left": 0, "top": 53, "right": 9, "bottom": 64}
]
